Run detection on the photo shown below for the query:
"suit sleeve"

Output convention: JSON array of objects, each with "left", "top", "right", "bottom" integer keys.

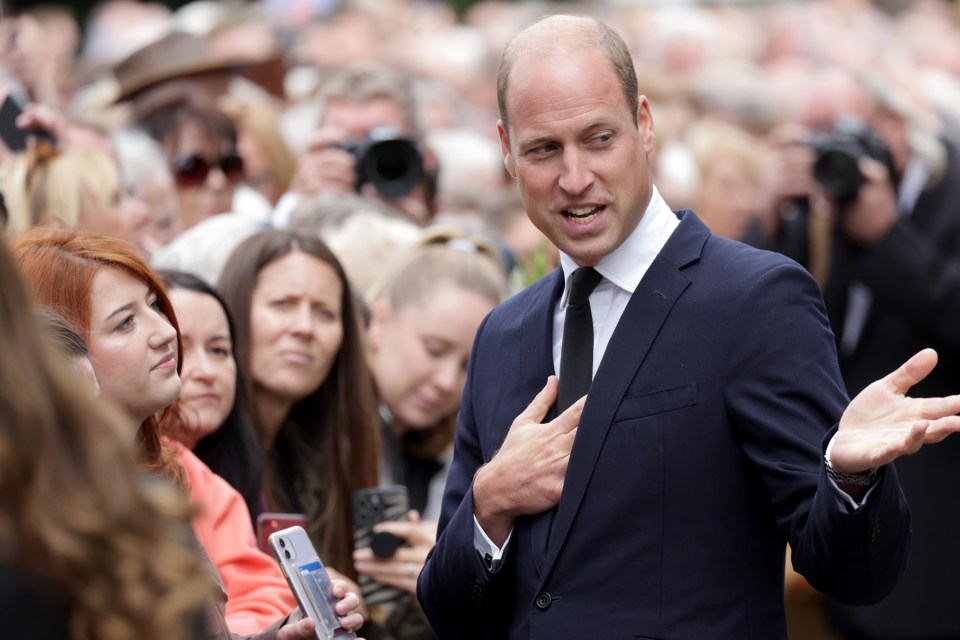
[
  {"left": 417, "top": 314, "right": 514, "bottom": 639},
  {"left": 723, "top": 259, "right": 910, "bottom": 604}
]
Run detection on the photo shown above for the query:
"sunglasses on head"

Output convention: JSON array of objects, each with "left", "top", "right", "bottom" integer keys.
[{"left": 172, "top": 152, "right": 244, "bottom": 187}]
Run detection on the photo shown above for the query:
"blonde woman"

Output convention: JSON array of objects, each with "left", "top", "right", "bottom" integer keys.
[
  {"left": 0, "top": 144, "right": 149, "bottom": 247},
  {"left": 353, "top": 228, "right": 507, "bottom": 640}
]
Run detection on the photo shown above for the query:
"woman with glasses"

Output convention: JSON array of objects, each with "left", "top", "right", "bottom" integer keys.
[{"left": 134, "top": 93, "right": 246, "bottom": 230}]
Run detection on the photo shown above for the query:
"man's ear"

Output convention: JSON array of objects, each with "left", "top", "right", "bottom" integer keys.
[
  {"left": 637, "top": 96, "right": 656, "bottom": 153},
  {"left": 366, "top": 298, "right": 392, "bottom": 351},
  {"left": 497, "top": 120, "right": 517, "bottom": 178}
]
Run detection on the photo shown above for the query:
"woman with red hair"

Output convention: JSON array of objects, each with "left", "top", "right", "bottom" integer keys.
[{"left": 11, "top": 226, "right": 364, "bottom": 640}]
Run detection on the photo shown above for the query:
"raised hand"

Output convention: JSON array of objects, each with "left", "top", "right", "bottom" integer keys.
[
  {"left": 831, "top": 348, "right": 960, "bottom": 474},
  {"left": 473, "top": 376, "right": 585, "bottom": 545}
]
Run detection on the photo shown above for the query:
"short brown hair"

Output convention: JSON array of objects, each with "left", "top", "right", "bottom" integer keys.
[{"left": 497, "top": 15, "right": 639, "bottom": 133}]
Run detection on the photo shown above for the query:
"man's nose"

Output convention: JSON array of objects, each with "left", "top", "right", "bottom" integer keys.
[{"left": 558, "top": 149, "right": 594, "bottom": 195}]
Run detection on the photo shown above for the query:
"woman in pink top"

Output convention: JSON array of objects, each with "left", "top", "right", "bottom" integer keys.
[{"left": 12, "top": 226, "right": 364, "bottom": 639}]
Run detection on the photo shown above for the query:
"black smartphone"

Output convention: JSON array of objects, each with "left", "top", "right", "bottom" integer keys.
[
  {"left": 352, "top": 485, "right": 409, "bottom": 606},
  {"left": 0, "top": 94, "right": 54, "bottom": 152}
]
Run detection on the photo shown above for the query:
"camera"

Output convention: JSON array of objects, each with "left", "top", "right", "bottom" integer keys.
[
  {"left": 810, "top": 116, "right": 897, "bottom": 206},
  {"left": 339, "top": 126, "right": 423, "bottom": 198}
]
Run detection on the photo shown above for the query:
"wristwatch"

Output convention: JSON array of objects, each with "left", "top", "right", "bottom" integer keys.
[{"left": 825, "top": 435, "right": 879, "bottom": 487}]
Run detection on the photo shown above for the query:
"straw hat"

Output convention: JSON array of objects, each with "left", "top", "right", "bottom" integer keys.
[{"left": 112, "top": 30, "right": 283, "bottom": 103}]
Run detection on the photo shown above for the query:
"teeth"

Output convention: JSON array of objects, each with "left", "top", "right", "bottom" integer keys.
[{"left": 564, "top": 205, "right": 601, "bottom": 224}]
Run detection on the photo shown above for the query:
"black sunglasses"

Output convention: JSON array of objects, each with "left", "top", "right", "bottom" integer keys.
[{"left": 172, "top": 152, "right": 244, "bottom": 187}]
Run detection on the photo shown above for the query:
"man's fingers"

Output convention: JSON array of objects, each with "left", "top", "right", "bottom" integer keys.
[
  {"left": 858, "top": 156, "right": 891, "bottom": 183},
  {"left": 923, "top": 415, "right": 960, "bottom": 443},
  {"left": 915, "top": 394, "right": 960, "bottom": 421},
  {"left": 306, "top": 125, "right": 348, "bottom": 151},
  {"left": 885, "top": 348, "right": 938, "bottom": 395},
  {"left": 516, "top": 376, "right": 559, "bottom": 424},
  {"left": 553, "top": 394, "right": 587, "bottom": 433}
]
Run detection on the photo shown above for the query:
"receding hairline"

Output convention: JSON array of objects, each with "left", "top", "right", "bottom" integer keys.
[{"left": 497, "top": 15, "right": 637, "bottom": 131}]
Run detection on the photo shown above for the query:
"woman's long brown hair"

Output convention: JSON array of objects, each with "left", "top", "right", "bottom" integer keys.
[{"left": 219, "top": 229, "right": 380, "bottom": 578}]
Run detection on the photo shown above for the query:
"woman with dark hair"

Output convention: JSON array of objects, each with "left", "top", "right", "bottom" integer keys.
[
  {"left": 159, "top": 269, "right": 263, "bottom": 522},
  {"left": 218, "top": 229, "right": 380, "bottom": 586},
  {"left": 12, "top": 226, "right": 364, "bottom": 639}
]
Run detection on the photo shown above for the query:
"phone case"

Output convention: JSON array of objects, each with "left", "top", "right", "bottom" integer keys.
[
  {"left": 257, "top": 512, "right": 309, "bottom": 554},
  {"left": 0, "top": 94, "right": 54, "bottom": 152},
  {"left": 268, "top": 526, "right": 357, "bottom": 640},
  {"left": 352, "top": 485, "right": 409, "bottom": 606}
]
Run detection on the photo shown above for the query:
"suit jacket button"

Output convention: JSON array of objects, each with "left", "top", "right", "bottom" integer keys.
[{"left": 535, "top": 592, "right": 552, "bottom": 610}]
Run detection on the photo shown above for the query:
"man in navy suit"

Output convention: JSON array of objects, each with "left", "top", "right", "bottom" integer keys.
[{"left": 416, "top": 15, "right": 960, "bottom": 640}]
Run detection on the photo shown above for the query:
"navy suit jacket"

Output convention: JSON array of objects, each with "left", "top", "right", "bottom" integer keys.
[{"left": 418, "top": 211, "right": 910, "bottom": 639}]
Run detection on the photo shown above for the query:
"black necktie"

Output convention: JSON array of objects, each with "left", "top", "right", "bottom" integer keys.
[{"left": 557, "top": 267, "right": 603, "bottom": 412}]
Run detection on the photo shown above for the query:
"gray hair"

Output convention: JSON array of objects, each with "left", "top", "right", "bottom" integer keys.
[{"left": 112, "top": 127, "right": 174, "bottom": 194}]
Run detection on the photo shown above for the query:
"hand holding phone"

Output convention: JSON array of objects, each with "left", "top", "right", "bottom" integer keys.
[
  {"left": 0, "top": 95, "right": 55, "bottom": 152},
  {"left": 352, "top": 486, "right": 409, "bottom": 606},
  {"left": 269, "top": 526, "right": 357, "bottom": 640}
]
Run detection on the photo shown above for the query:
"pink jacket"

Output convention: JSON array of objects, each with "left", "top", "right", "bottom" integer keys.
[{"left": 171, "top": 441, "right": 297, "bottom": 634}]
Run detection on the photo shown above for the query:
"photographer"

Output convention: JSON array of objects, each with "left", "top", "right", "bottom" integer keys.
[
  {"left": 763, "top": 66, "right": 960, "bottom": 640},
  {"left": 274, "top": 64, "right": 438, "bottom": 228}
]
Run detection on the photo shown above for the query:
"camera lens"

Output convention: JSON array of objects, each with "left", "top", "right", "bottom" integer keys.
[
  {"left": 814, "top": 149, "right": 863, "bottom": 202},
  {"left": 363, "top": 138, "right": 423, "bottom": 198},
  {"left": 279, "top": 539, "right": 286, "bottom": 548},
  {"left": 284, "top": 549, "right": 291, "bottom": 560}
]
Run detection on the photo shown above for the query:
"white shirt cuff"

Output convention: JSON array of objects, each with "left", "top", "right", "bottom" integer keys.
[{"left": 473, "top": 516, "right": 512, "bottom": 572}]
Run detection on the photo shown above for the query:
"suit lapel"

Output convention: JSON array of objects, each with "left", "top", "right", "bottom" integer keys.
[
  {"left": 521, "top": 270, "right": 564, "bottom": 573},
  {"left": 535, "top": 211, "right": 709, "bottom": 588}
]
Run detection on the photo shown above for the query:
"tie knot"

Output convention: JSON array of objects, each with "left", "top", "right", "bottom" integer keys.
[{"left": 567, "top": 267, "right": 602, "bottom": 306}]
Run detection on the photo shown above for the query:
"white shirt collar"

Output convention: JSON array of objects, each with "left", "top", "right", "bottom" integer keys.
[{"left": 559, "top": 186, "right": 679, "bottom": 303}]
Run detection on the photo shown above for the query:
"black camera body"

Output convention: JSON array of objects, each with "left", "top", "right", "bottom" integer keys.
[
  {"left": 810, "top": 116, "right": 897, "bottom": 206},
  {"left": 339, "top": 126, "right": 423, "bottom": 198}
]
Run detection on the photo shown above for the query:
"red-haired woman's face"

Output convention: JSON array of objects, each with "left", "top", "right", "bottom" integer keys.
[{"left": 87, "top": 266, "right": 181, "bottom": 424}]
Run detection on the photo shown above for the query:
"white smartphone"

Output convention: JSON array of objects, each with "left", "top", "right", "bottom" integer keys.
[{"left": 268, "top": 526, "right": 357, "bottom": 640}]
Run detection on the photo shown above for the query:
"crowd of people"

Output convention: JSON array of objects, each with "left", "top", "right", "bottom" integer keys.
[{"left": 2, "top": 1, "right": 960, "bottom": 639}]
